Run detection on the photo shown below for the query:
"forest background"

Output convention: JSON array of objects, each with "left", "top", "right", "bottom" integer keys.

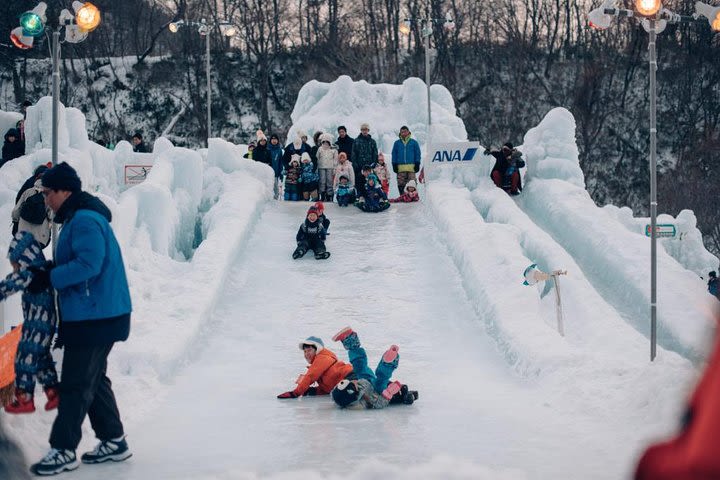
[{"left": 2, "top": 0, "right": 719, "bottom": 254}]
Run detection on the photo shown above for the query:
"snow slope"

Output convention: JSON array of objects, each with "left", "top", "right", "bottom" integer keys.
[{"left": 1, "top": 81, "right": 717, "bottom": 479}]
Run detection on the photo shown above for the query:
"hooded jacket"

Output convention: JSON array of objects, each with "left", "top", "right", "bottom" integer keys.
[
  {"left": 292, "top": 348, "right": 353, "bottom": 396},
  {"left": 11, "top": 179, "right": 52, "bottom": 247},
  {"left": 50, "top": 192, "right": 131, "bottom": 346},
  {"left": 2, "top": 128, "right": 24, "bottom": 163}
]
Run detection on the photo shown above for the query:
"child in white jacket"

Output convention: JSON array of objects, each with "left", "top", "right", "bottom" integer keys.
[{"left": 316, "top": 133, "right": 338, "bottom": 202}]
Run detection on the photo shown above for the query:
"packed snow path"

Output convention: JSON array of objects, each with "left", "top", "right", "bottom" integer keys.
[{"left": 64, "top": 202, "right": 652, "bottom": 479}]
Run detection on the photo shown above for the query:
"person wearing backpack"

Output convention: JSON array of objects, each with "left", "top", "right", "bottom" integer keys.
[{"left": 11, "top": 175, "right": 51, "bottom": 248}]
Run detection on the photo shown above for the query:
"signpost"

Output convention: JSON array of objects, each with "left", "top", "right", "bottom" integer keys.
[
  {"left": 523, "top": 264, "right": 568, "bottom": 337},
  {"left": 645, "top": 224, "right": 676, "bottom": 238}
]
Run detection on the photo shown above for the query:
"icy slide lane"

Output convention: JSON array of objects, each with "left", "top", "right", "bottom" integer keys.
[{"left": 65, "top": 201, "right": 684, "bottom": 480}]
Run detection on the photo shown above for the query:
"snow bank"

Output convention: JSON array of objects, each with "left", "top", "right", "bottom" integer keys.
[
  {"left": 520, "top": 108, "right": 716, "bottom": 361},
  {"left": 603, "top": 205, "right": 719, "bottom": 276},
  {"left": 1, "top": 104, "right": 274, "bottom": 443},
  {"left": 288, "top": 75, "right": 467, "bottom": 155}
]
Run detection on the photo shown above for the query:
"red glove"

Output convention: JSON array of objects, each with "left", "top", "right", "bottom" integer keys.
[{"left": 277, "top": 391, "right": 297, "bottom": 399}]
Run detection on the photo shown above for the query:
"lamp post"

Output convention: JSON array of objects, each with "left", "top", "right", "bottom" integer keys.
[
  {"left": 169, "top": 19, "right": 237, "bottom": 146},
  {"left": 399, "top": 8, "right": 454, "bottom": 175},
  {"left": 11, "top": 1, "right": 101, "bottom": 166},
  {"left": 588, "top": 0, "right": 720, "bottom": 361}
]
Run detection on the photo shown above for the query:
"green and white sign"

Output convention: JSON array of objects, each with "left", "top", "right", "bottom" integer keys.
[{"left": 645, "top": 224, "right": 676, "bottom": 238}]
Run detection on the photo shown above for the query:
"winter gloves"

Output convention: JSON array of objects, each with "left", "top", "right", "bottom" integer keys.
[
  {"left": 277, "top": 391, "right": 298, "bottom": 399},
  {"left": 26, "top": 261, "right": 54, "bottom": 294},
  {"left": 413, "top": 163, "right": 420, "bottom": 173}
]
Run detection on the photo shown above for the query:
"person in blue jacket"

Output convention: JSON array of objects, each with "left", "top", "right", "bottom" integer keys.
[
  {"left": 29, "top": 162, "right": 133, "bottom": 476},
  {"left": 391, "top": 126, "right": 422, "bottom": 196}
]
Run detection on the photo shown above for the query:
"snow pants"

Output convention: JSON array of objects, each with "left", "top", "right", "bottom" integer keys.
[
  {"left": 318, "top": 169, "right": 334, "bottom": 200},
  {"left": 284, "top": 183, "right": 300, "bottom": 201},
  {"left": 14, "top": 298, "right": 58, "bottom": 393},
  {"left": 294, "top": 236, "right": 326, "bottom": 258},
  {"left": 342, "top": 332, "right": 398, "bottom": 393},
  {"left": 491, "top": 170, "right": 520, "bottom": 194},
  {"left": 49, "top": 343, "right": 125, "bottom": 450},
  {"left": 336, "top": 192, "right": 355, "bottom": 207}
]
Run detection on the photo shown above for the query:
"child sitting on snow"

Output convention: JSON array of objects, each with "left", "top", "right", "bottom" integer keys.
[
  {"left": 313, "top": 201, "right": 330, "bottom": 234},
  {"left": 356, "top": 174, "right": 390, "bottom": 212},
  {"left": 330, "top": 326, "right": 418, "bottom": 409},
  {"left": 335, "top": 175, "right": 355, "bottom": 207},
  {"left": 1, "top": 232, "right": 59, "bottom": 414},
  {"left": 300, "top": 152, "right": 319, "bottom": 201},
  {"left": 293, "top": 206, "right": 330, "bottom": 260},
  {"left": 283, "top": 155, "right": 302, "bottom": 201},
  {"left": 389, "top": 180, "right": 419, "bottom": 203},
  {"left": 374, "top": 153, "right": 390, "bottom": 195}
]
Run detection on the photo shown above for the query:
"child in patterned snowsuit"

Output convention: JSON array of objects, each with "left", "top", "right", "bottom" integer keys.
[
  {"left": 374, "top": 153, "right": 390, "bottom": 195},
  {"left": 283, "top": 155, "right": 302, "bottom": 201},
  {"left": 0, "top": 231, "right": 59, "bottom": 414},
  {"left": 330, "top": 326, "right": 417, "bottom": 409},
  {"left": 300, "top": 152, "right": 320, "bottom": 201}
]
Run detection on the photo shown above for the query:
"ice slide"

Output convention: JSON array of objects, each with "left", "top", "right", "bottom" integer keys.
[{"left": 62, "top": 200, "right": 690, "bottom": 480}]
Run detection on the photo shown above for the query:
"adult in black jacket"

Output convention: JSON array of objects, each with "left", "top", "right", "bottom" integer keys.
[
  {"left": 1, "top": 128, "right": 24, "bottom": 167},
  {"left": 335, "top": 126, "right": 354, "bottom": 161},
  {"left": 253, "top": 137, "right": 272, "bottom": 166},
  {"left": 485, "top": 142, "right": 525, "bottom": 195}
]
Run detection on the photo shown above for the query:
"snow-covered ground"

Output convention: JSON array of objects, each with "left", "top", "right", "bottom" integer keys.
[{"left": 1, "top": 77, "right": 718, "bottom": 479}]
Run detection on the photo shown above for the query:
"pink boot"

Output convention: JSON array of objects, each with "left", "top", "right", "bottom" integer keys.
[
  {"left": 382, "top": 380, "right": 403, "bottom": 400},
  {"left": 382, "top": 345, "right": 399, "bottom": 363}
]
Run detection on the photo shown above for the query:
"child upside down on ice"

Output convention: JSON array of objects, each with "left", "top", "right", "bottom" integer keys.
[{"left": 330, "top": 326, "right": 417, "bottom": 409}]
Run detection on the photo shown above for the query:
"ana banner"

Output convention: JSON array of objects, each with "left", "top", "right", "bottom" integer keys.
[{"left": 428, "top": 142, "right": 481, "bottom": 166}]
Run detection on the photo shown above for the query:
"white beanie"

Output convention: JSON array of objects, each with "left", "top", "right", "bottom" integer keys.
[
  {"left": 256, "top": 129, "right": 267, "bottom": 142},
  {"left": 319, "top": 132, "right": 333, "bottom": 144},
  {"left": 301, "top": 152, "right": 311, "bottom": 162},
  {"left": 360, "top": 122, "right": 370, "bottom": 130},
  {"left": 404, "top": 180, "right": 417, "bottom": 193}
]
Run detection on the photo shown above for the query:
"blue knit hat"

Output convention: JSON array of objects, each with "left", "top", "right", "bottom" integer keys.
[
  {"left": 298, "top": 336, "right": 324, "bottom": 351},
  {"left": 42, "top": 162, "right": 82, "bottom": 192},
  {"left": 7, "top": 231, "right": 45, "bottom": 268}
]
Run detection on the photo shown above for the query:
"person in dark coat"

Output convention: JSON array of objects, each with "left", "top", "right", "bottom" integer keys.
[
  {"left": 252, "top": 131, "right": 272, "bottom": 167},
  {"left": 131, "top": 132, "right": 148, "bottom": 153},
  {"left": 1, "top": 129, "right": 25, "bottom": 167},
  {"left": 351, "top": 123, "right": 378, "bottom": 200},
  {"left": 485, "top": 142, "right": 525, "bottom": 195},
  {"left": 29, "top": 162, "right": 133, "bottom": 476},
  {"left": 335, "top": 126, "right": 354, "bottom": 162},
  {"left": 708, "top": 271, "right": 719, "bottom": 299},
  {"left": 282, "top": 132, "right": 312, "bottom": 169},
  {"left": 12, "top": 164, "right": 50, "bottom": 236}
]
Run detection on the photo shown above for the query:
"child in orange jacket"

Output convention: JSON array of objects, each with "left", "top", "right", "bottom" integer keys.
[{"left": 277, "top": 336, "right": 353, "bottom": 398}]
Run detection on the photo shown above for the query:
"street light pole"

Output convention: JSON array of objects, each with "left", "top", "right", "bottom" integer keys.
[
  {"left": 168, "top": 19, "right": 236, "bottom": 147},
  {"left": 424, "top": 20, "right": 432, "bottom": 157},
  {"left": 51, "top": 28, "right": 60, "bottom": 166},
  {"left": 648, "top": 19, "right": 658, "bottom": 361},
  {"left": 205, "top": 23, "right": 211, "bottom": 146},
  {"left": 587, "top": 0, "right": 720, "bottom": 361}
]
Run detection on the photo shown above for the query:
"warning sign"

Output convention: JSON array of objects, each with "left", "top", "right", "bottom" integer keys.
[{"left": 124, "top": 165, "right": 152, "bottom": 185}]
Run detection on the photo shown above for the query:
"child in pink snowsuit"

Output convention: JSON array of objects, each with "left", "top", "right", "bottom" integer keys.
[{"left": 389, "top": 180, "right": 419, "bottom": 203}]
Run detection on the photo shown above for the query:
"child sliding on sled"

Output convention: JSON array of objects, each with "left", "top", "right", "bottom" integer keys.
[
  {"left": 293, "top": 206, "right": 330, "bottom": 260},
  {"left": 1, "top": 232, "right": 59, "bottom": 414},
  {"left": 330, "top": 326, "right": 418, "bottom": 409},
  {"left": 356, "top": 174, "right": 390, "bottom": 212}
]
